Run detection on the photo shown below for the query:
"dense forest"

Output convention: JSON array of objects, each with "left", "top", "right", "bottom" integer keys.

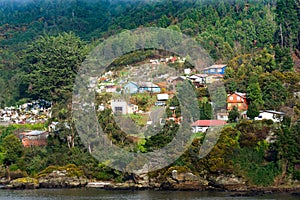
[
  {"left": 0, "top": 0, "right": 300, "bottom": 188},
  {"left": 0, "top": 0, "right": 299, "bottom": 106}
]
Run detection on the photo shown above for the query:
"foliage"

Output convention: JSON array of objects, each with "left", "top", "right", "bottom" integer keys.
[
  {"left": 37, "top": 164, "right": 84, "bottom": 178},
  {"left": 259, "top": 73, "right": 288, "bottom": 110},
  {"left": 233, "top": 146, "right": 281, "bottom": 186},
  {"left": 237, "top": 120, "right": 273, "bottom": 148},
  {"left": 246, "top": 75, "right": 263, "bottom": 106},
  {"left": 2, "top": 134, "right": 24, "bottom": 166},
  {"left": 274, "top": 45, "right": 294, "bottom": 71},
  {"left": 228, "top": 106, "right": 240, "bottom": 123},
  {"left": 274, "top": 121, "right": 300, "bottom": 179},
  {"left": 25, "top": 32, "right": 88, "bottom": 104},
  {"left": 198, "top": 126, "right": 240, "bottom": 174},
  {"left": 0, "top": 0, "right": 299, "bottom": 186},
  {"left": 199, "top": 101, "right": 213, "bottom": 120},
  {"left": 247, "top": 102, "right": 260, "bottom": 120}
]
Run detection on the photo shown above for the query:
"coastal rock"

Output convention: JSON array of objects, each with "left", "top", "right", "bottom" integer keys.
[
  {"left": 208, "top": 174, "right": 247, "bottom": 191},
  {"left": 6, "top": 177, "right": 39, "bottom": 189},
  {"left": 38, "top": 170, "right": 88, "bottom": 188},
  {"left": 134, "top": 173, "right": 149, "bottom": 188},
  {"left": 162, "top": 170, "right": 209, "bottom": 190},
  {"left": 86, "top": 181, "right": 112, "bottom": 188}
]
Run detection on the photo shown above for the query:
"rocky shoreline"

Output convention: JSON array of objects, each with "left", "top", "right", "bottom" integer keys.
[{"left": 1, "top": 169, "right": 299, "bottom": 196}]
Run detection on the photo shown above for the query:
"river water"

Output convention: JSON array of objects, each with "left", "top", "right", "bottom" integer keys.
[{"left": 0, "top": 189, "right": 299, "bottom": 200}]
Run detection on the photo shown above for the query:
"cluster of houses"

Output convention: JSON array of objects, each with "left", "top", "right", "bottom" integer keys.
[
  {"left": 0, "top": 100, "right": 52, "bottom": 126},
  {"left": 149, "top": 56, "right": 186, "bottom": 65},
  {"left": 191, "top": 91, "right": 285, "bottom": 133},
  {"left": 97, "top": 63, "right": 285, "bottom": 133},
  {"left": 98, "top": 64, "right": 227, "bottom": 94},
  {"left": 6, "top": 61, "right": 287, "bottom": 147}
]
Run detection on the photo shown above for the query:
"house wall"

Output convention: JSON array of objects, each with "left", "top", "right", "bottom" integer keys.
[
  {"left": 227, "top": 93, "right": 248, "bottom": 111},
  {"left": 217, "top": 113, "right": 229, "bottom": 121},
  {"left": 204, "top": 67, "right": 226, "bottom": 75},
  {"left": 255, "top": 112, "right": 283, "bottom": 122},
  {"left": 127, "top": 105, "right": 138, "bottom": 114},
  {"left": 124, "top": 82, "right": 138, "bottom": 94},
  {"left": 111, "top": 100, "right": 128, "bottom": 115},
  {"left": 227, "top": 102, "right": 248, "bottom": 111},
  {"left": 139, "top": 87, "right": 161, "bottom": 93},
  {"left": 192, "top": 126, "right": 209, "bottom": 133}
]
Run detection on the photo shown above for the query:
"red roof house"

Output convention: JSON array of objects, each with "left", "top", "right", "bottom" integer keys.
[{"left": 191, "top": 120, "right": 226, "bottom": 133}]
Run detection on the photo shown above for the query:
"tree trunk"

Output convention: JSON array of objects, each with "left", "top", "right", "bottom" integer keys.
[
  {"left": 279, "top": 23, "right": 284, "bottom": 48},
  {"left": 280, "top": 159, "right": 288, "bottom": 184}
]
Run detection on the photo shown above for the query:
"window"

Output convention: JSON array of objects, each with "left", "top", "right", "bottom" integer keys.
[
  {"left": 210, "top": 69, "right": 216, "bottom": 72},
  {"left": 115, "top": 107, "right": 123, "bottom": 113},
  {"left": 237, "top": 96, "right": 240, "bottom": 101},
  {"left": 217, "top": 69, "right": 222, "bottom": 72},
  {"left": 229, "top": 96, "right": 233, "bottom": 100}
]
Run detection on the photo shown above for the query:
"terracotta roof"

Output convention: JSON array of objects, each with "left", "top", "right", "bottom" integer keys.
[
  {"left": 195, "top": 74, "right": 208, "bottom": 77},
  {"left": 209, "top": 74, "right": 224, "bottom": 77},
  {"left": 191, "top": 120, "right": 226, "bottom": 127}
]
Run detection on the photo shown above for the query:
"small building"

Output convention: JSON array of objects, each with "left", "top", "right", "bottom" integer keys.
[
  {"left": 19, "top": 130, "right": 49, "bottom": 147},
  {"left": 184, "top": 68, "right": 191, "bottom": 75},
  {"left": 191, "top": 120, "right": 226, "bottom": 133},
  {"left": 188, "top": 74, "right": 207, "bottom": 85},
  {"left": 110, "top": 99, "right": 138, "bottom": 115},
  {"left": 105, "top": 85, "right": 122, "bottom": 93},
  {"left": 254, "top": 110, "right": 285, "bottom": 123},
  {"left": 203, "top": 64, "right": 227, "bottom": 75},
  {"left": 227, "top": 92, "right": 248, "bottom": 111},
  {"left": 157, "top": 93, "right": 169, "bottom": 101},
  {"left": 124, "top": 82, "right": 139, "bottom": 94},
  {"left": 155, "top": 93, "right": 169, "bottom": 106},
  {"left": 217, "top": 111, "right": 229, "bottom": 121},
  {"left": 138, "top": 82, "right": 161, "bottom": 93},
  {"left": 205, "top": 74, "right": 224, "bottom": 84}
]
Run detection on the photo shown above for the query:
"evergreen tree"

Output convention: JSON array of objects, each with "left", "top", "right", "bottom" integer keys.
[
  {"left": 25, "top": 32, "right": 88, "bottom": 104},
  {"left": 247, "top": 102, "right": 260, "bottom": 120},
  {"left": 259, "top": 73, "right": 288, "bottom": 110},
  {"left": 274, "top": 45, "right": 294, "bottom": 72},
  {"left": 246, "top": 75, "right": 264, "bottom": 106},
  {"left": 228, "top": 106, "right": 240, "bottom": 123},
  {"left": 275, "top": 0, "right": 300, "bottom": 49},
  {"left": 2, "top": 134, "right": 24, "bottom": 166}
]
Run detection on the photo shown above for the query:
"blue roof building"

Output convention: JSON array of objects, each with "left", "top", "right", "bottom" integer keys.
[{"left": 203, "top": 64, "right": 227, "bottom": 75}]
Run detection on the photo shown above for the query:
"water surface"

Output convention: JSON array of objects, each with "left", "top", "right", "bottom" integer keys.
[{"left": 0, "top": 189, "right": 298, "bottom": 200}]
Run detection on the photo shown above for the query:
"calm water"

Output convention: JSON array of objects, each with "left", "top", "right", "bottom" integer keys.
[{"left": 0, "top": 189, "right": 299, "bottom": 200}]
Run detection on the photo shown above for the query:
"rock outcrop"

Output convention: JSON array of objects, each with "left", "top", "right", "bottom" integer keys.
[
  {"left": 207, "top": 174, "right": 247, "bottom": 191},
  {"left": 38, "top": 170, "right": 88, "bottom": 188},
  {"left": 6, "top": 177, "right": 39, "bottom": 189},
  {"left": 160, "top": 170, "right": 209, "bottom": 190}
]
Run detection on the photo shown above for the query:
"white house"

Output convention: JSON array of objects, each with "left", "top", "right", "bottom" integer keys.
[
  {"left": 110, "top": 99, "right": 138, "bottom": 115},
  {"left": 217, "top": 111, "right": 229, "bottom": 121},
  {"left": 191, "top": 120, "right": 226, "bottom": 133},
  {"left": 254, "top": 110, "right": 285, "bottom": 123},
  {"left": 157, "top": 93, "right": 169, "bottom": 101}
]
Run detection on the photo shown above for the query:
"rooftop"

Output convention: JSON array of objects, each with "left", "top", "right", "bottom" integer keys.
[
  {"left": 204, "top": 64, "right": 227, "bottom": 70},
  {"left": 20, "top": 130, "right": 48, "bottom": 136},
  {"left": 191, "top": 120, "right": 227, "bottom": 127}
]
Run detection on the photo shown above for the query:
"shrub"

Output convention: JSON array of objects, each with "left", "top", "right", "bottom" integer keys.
[{"left": 293, "top": 170, "right": 300, "bottom": 180}]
